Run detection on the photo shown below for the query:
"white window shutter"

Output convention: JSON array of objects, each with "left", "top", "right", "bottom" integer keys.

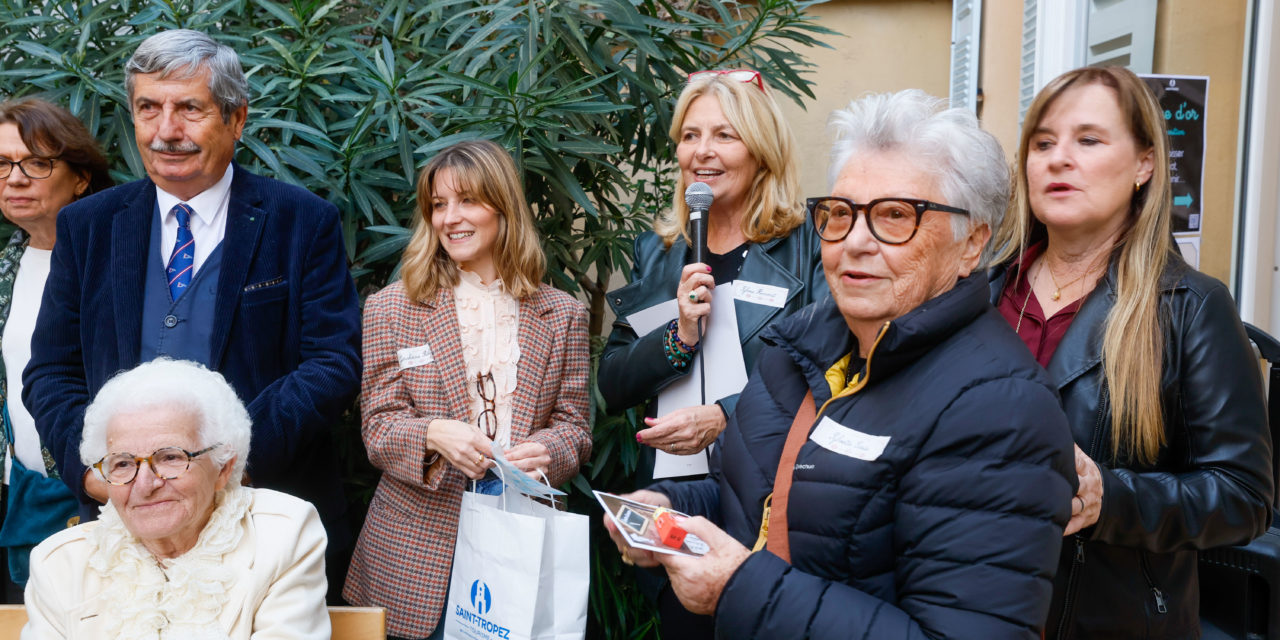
[
  {"left": 1086, "top": 0, "right": 1158, "bottom": 72},
  {"left": 1019, "top": 0, "right": 1039, "bottom": 119},
  {"left": 950, "top": 0, "right": 983, "bottom": 112},
  {"left": 1019, "top": 0, "right": 1087, "bottom": 120}
]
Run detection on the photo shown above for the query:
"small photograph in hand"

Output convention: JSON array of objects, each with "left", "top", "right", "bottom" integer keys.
[{"left": 594, "top": 490, "right": 710, "bottom": 557}]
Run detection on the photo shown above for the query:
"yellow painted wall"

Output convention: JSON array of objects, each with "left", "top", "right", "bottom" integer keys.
[
  {"left": 977, "top": 0, "right": 1025, "bottom": 158},
  {"left": 1151, "top": 1, "right": 1248, "bottom": 282},
  {"left": 762, "top": 1, "right": 1248, "bottom": 281},
  {"left": 775, "top": 0, "right": 953, "bottom": 199}
]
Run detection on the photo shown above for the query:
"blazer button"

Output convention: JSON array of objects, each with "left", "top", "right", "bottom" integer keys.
[{"left": 164, "top": 315, "right": 179, "bottom": 328}]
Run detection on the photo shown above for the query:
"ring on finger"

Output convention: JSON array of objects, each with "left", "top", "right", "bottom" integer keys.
[
  {"left": 689, "top": 290, "right": 698, "bottom": 302},
  {"left": 476, "top": 453, "right": 485, "bottom": 466},
  {"left": 1074, "top": 496, "right": 1084, "bottom": 512}
]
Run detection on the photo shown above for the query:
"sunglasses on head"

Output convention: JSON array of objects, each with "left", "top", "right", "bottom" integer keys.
[{"left": 687, "top": 69, "right": 765, "bottom": 92}]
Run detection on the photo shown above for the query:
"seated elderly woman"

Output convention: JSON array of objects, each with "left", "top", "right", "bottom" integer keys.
[
  {"left": 22, "top": 359, "right": 329, "bottom": 639},
  {"left": 607, "top": 90, "right": 1078, "bottom": 638}
]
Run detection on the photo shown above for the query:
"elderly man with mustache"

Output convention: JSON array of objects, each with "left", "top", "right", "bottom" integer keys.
[{"left": 21, "top": 29, "right": 361, "bottom": 600}]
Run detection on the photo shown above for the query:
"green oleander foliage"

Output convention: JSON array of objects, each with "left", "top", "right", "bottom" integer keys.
[{"left": 0, "top": 1, "right": 831, "bottom": 636}]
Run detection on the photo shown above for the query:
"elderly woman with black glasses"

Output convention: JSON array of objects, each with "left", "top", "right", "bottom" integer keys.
[
  {"left": 608, "top": 90, "right": 1078, "bottom": 639},
  {"left": 22, "top": 359, "right": 329, "bottom": 639}
]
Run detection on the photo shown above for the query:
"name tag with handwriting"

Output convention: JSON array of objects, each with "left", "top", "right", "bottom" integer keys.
[
  {"left": 733, "top": 281, "right": 788, "bottom": 308},
  {"left": 397, "top": 344, "right": 434, "bottom": 370},
  {"left": 810, "top": 416, "right": 890, "bottom": 461}
]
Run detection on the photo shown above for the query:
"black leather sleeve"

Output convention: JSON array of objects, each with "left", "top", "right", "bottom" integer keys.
[
  {"left": 1092, "top": 282, "right": 1275, "bottom": 551},
  {"left": 597, "top": 236, "right": 688, "bottom": 411}
]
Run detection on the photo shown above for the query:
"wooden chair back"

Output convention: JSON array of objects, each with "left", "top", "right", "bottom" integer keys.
[
  {"left": 329, "top": 605, "right": 387, "bottom": 639},
  {"left": 0, "top": 605, "right": 25, "bottom": 640},
  {"left": 0, "top": 603, "right": 385, "bottom": 639}
]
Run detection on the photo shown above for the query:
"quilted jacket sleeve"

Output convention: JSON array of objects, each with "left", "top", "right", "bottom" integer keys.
[{"left": 714, "top": 377, "right": 1077, "bottom": 640}]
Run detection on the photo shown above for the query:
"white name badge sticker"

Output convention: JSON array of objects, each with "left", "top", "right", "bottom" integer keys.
[
  {"left": 810, "top": 416, "right": 890, "bottom": 461},
  {"left": 396, "top": 344, "right": 434, "bottom": 370},
  {"left": 733, "top": 281, "right": 788, "bottom": 308}
]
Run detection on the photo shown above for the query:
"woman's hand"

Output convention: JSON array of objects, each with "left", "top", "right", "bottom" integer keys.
[
  {"left": 425, "top": 419, "right": 492, "bottom": 480},
  {"left": 1065, "top": 444, "right": 1104, "bottom": 536},
  {"left": 676, "top": 263, "right": 715, "bottom": 346},
  {"left": 638, "top": 404, "right": 726, "bottom": 455},
  {"left": 657, "top": 516, "right": 751, "bottom": 616},
  {"left": 603, "top": 490, "right": 673, "bottom": 568},
  {"left": 504, "top": 441, "right": 551, "bottom": 479}
]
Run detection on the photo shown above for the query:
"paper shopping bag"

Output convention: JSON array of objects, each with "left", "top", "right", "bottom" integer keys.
[
  {"left": 445, "top": 489, "right": 589, "bottom": 640},
  {"left": 445, "top": 490, "right": 544, "bottom": 640},
  {"left": 517, "top": 496, "right": 589, "bottom": 640}
]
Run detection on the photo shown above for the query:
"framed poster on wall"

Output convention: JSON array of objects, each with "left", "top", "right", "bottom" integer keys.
[{"left": 1140, "top": 74, "right": 1208, "bottom": 267}]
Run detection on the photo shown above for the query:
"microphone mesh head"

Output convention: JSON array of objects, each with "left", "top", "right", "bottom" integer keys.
[{"left": 684, "top": 182, "right": 714, "bottom": 211}]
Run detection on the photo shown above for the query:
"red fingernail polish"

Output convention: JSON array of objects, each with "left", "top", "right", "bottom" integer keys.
[
  {"left": 636, "top": 433, "right": 644, "bottom": 444},
  {"left": 705, "top": 266, "right": 712, "bottom": 272}
]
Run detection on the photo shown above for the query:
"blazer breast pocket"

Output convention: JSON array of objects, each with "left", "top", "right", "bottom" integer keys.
[{"left": 241, "top": 277, "right": 289, "bottom": 305}]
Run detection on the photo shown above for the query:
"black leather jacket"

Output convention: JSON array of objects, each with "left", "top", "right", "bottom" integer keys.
[
  {"left": 598, "top": 223, "right": 826, "bottom": 419},
  {"left": 990, "top": 253, "right": 1274, "bottom": 639}
]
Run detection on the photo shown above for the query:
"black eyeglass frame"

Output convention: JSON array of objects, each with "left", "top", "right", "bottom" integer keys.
[
  {"left": 0, "top": 156, "right": 59, "bottom": 180},
  {"left": 806, "top": 196, "right": 970, "bottom": 245},
  {"left": 475, "top": 372, "right": 498, "bottom": 440},
  {"left": 92, "top": 444, "right": 221, "bottom": 486}
]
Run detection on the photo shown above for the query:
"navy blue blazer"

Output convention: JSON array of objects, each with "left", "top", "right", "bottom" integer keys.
[{"left": 22, "top": 165, "right": 361, "bottom": 535}]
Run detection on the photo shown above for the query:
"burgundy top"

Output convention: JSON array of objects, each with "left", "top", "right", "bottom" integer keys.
[{"left": 996, "top": 242, "right": 1085, "bottom": 369}]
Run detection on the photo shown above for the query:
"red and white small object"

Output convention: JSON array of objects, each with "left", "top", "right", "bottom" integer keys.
[{"left": 652, "top": 507, "right": 687, "bottom": 548}]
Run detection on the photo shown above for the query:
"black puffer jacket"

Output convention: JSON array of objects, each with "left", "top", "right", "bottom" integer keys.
[
  {"left": 655, "top": 274, "right": 1077, "bottom": 639},
  {"left": 990, "top": 253, "right": 1274, "bottom": 640}
]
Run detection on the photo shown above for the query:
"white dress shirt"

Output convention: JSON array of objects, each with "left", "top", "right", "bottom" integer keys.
[{"left": 155, "top": 165, "right": 233, "bottom": 276}]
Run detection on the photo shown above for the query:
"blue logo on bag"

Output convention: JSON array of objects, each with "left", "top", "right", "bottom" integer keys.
[
  {"left": 455, "top": 577, "right": 510, "bottom": 638},
  {"left": 470, "top": 580, "right": 493, "bottom": 615}
]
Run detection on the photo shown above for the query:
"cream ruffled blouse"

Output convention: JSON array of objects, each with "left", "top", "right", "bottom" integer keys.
[
  {"left": 454, "top": 269, "right": 520, "bottom": 447},
  {"left": 86, "top": 485, "right": 252, "bottom": 640}
]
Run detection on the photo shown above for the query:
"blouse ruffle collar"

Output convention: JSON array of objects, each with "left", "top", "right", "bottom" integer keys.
[
  {"left": 87, "top": 485, "right": 252, "bottom": 640},
  {"left": 454, "top": 268, "right": 520, "bottom": 446}
]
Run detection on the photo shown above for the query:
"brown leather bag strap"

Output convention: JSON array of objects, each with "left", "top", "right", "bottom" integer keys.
[{"left": 764, "top": 390, "right": 817, "bottom": 563}]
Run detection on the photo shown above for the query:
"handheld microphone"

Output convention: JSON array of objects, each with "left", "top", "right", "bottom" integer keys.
[
  {"left": 685, "top": 182, "right": 713, "bottom": 265},
  {"left": 683, "top": 182, "right": 714, "bottom": 407}
]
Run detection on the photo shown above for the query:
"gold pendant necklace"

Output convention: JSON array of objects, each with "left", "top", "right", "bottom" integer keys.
[{"left": 1043, "top": 257, "right": 1095, "bottom": 301}]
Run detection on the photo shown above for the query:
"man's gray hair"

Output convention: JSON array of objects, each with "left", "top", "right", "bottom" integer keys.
[
  {"left": 80, "top": 359, "right": 252, "bottom": 483},
  {"left": 125, "top": 29, "right": 249, "bottom": 122},
  {"left": 827, "top": 90, "right": 1009, "bottom": 267}
]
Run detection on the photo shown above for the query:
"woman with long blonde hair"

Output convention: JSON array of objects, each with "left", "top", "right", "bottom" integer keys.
[
  {"left": 599, "top": 70, "right": 826, "bottom": 463},
  {"left": 344, "top": 140, "right": 592, "bottom": 640},
  {"left": 991, "top": 66, "right": 1272, "bottom": 638},
  {"left": 598, "top": 70, "right": 827, "bottom": 638}
]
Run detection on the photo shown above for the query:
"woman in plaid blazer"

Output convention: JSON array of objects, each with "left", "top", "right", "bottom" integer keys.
[{"left": 343, "top": 140, "right": 592, "bottom": 640}]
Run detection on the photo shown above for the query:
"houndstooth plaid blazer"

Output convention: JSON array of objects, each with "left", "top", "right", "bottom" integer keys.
[{"left": 342, "top": 281, "right": 592, "bottom": 638}]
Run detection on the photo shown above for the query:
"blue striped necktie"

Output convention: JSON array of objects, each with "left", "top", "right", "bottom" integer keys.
[{"left": 166, "top": 203, "right": 195, "bottom": 301}]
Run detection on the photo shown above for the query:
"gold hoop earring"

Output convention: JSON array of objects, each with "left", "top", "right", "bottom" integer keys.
[{"left": 1134, "top": 180, "right": 1142, "bottom": 193}]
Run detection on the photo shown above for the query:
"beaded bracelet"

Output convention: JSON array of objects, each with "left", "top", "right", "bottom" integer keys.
[
  {"left": 663, "top": 319, "right": 699, "bottom": 370},
  {"left": 670, "top": 320, "right": 698, "bottom": 353},
  {"left": 664, "top": 335, "right": 693, "bottom": 369}
]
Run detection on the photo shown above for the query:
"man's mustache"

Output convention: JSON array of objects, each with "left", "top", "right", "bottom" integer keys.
[{"left": 148, "top": 141, "right": 201, "bottom": 153}]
